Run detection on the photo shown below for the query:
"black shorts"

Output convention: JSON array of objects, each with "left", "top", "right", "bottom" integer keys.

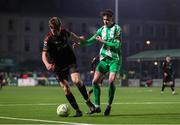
[
  {"left": 163, "top": 75, "right": 174, "bottom": 83},
  {"left": 54, "top": 64, "right": 79, "bottom": 82}
]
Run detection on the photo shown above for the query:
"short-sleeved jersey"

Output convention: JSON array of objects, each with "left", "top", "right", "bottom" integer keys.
[
  {"left": 81, "top": 23, "right": 122, "bottom": 61},
  {"left": 43, "top": 29, "right": 76, "bottom": 70}
]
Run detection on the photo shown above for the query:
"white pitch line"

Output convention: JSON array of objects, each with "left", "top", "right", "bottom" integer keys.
[
  {"left": 0, "top": 116, "right": 92, "bottom": 125},
  {"left": 0, "top": 116, "right": 179, "bottom": 125},
  {"left": 0, "top": 102, "right": 180, "bottom": 107},
  {"left": 0, "top": 103, "right": 57, "bottom": 106},
  {"left": 112, "top": 102, "right": 180, "bottom": 105}
]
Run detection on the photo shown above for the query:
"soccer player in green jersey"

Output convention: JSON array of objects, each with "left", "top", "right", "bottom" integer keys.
[{"left": 78, "top": 9, "right": 122, "bottom": 116}]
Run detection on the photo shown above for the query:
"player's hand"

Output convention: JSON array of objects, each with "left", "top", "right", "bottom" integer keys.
[
  {"left": 46, "top": 63, "right": 55, "bottom": 71},
  {"left": 164, "top": 73, "right": 168, "bottom": 77},
  {"left": 79, "top": 36, "right": 85, "bottom": 41},
  {"left": 90, "top": 71, "right": 94, "bottom": 74},
  {"left": 96, "top": 36, "right": 104, "bottom": 43}
]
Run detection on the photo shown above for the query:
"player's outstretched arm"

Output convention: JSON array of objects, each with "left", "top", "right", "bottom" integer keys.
[
  {"left": 96, "top": 36, "right": 121, "bottom": 48},
  {"left": 70, "top": 32, "right": 85, "bottom": 43},
  {"left": 42, "top": 51, "right": 55, "bottom": 71},
  {"left": 105, "top": 38, "right": 121, "bottom": 48},
  {"left": 80, "top": 35, "right": 97, "bottom": 46}
]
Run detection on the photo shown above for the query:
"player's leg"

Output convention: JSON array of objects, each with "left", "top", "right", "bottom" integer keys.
[
  {"left": 91, "top": 71, "right": 104, "bottom": 113},
  {"left": 108, "top": 73, "right": 116, "bottom": 104},
  {"left": 161, "top": 77, "right": 167, "bottom": 94},
  {"left": 104, "top": 60, "right": 120, "bottom": 116},
  {"left": 88, "top": 88, "right": 93, "bottom": 98},
  {"left": 71, "top": 72, "right": 95, "bottom": 112},
  {"left": 161, "top": 83, "right": 166, "bottom": 94},
  {"left": 58, "top": 79, "right": 82, "bottom": 117},
  {"left": 87, "top": 72, "right": 95, "bottom": 98},
  {"left": 88, "top": 76, "right": 104, "bottom": 99},
  {"left": 104, "top": 72, "right": 116, "bottom": 116},
  {"left": 170, "top": 80, "right": 176, "bottom": 94},
  {"left": 91, "top": 61, "right": 108, "bottom": 113}
]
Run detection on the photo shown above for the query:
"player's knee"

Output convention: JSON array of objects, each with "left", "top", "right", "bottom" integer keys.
[
  {"left": 92, "top": 79, "right": 99, "bottom": 85},
  {"left": 109, "top": 78, "right": 115, "bottom": 84},
  {"left": 170, "top": 82, "right": 175, "bottom": 87},
  {"left": 71, "top": 75, "right": 81, "bottom": 85},
  {"left": 63, "top": 85, "right": 70, "bottom": 94},
  {"left": 73, "top": 78, "right": 80, "bottom": 85}
]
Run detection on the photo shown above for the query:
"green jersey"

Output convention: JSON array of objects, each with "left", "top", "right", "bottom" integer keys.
[{"left": 81, "top": 23, "right": 122, "bottom": 61}]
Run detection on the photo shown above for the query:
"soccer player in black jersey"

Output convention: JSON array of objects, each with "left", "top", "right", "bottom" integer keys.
[
  {"left": 42, "top": 17, "right": 95, "bottom": 117},
  {"left": 161, "top": 56, "right": 176, "bottom": 95}
]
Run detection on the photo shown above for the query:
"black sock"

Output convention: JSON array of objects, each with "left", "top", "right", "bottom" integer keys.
[
  {"left": 89, "top": 89, "right": 93, "bottom": 94},
  {"left": 77, "top": 84, "right": 95, "bottom": 109},
  {"left": 66, "top": 93, "right": 79, "bottom": 111},
  {"left": 171, "top": 84, "right": 175, "bottom": 91},
  {"left": 77, "top": 84, "right": 89, "bottom": 101},
  {"left": 161, "top": 84, "right": 166, "bottom": 91}
]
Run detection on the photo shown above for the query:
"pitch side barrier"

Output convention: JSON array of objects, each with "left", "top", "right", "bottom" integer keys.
[
  {"left": 13, "top": 77, "right": 180, "bottom": 87},
  {"left": 127, "top": 78, "right": 180, "bottom": 87},
  {"left": 17, "top": 77, "right": 58, "bottom": 86}
]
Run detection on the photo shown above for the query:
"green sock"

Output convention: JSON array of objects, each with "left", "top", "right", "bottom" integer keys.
[
  {"left": 93, "top": 84, "right": 101, "bottom": 106},
  {"left": 108, "top": 84, "right": 116, "bottom": 105}
]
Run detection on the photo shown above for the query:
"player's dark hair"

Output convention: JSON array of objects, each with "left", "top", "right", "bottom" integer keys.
[
  {"left": 165, "top": 55, "right": 171, "bottom": 58},
  {"left": 49, "top": 17, "right": 61, "bottom": 29},
  {"left": 100, "top": 9, "right": 114, "bottom": 18}
]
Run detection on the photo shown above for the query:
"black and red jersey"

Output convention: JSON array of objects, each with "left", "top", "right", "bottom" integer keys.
[
  {"left": 43, "top": 29, "right": 76, "bottom": 70},
  {"left": 162, "top": 61, "right": 174, "bottom": 76}
]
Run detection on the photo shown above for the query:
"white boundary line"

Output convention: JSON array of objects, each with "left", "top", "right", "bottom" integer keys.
[
  {"left": 113, "top": 102, "right": 180, "bottom": 105},
  {"left": 0, "top": 102, "right": 180, "bottom": 124},
  {"left": 0, "top": 116, "right": 179, "bottom": 125},
  {"left": 0, "top": 102, "right": 180, "bottom": 107},
  {"left": 0, "top": 103, "right": 57, "bottom": 106},
  {"left": 0, "top": 116, "right": 91, "bottom": 125}
]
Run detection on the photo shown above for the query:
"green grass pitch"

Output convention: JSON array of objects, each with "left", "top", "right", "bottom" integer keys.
[{"left": 0, "top": 86, "right": 180, "bottom": 124}]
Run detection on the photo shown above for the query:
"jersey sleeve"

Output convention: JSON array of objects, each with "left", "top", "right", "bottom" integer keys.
[
  {"left": 104, "top": 25, "right": 122, "bottom": 48},
  {"left": 80, "top": 27, "right": 102, "bottom": 46},
  {"left": 80, "top": 35, "right": 96, "bottom": 46},
  {"left": 115, "top": 25, "right": 122, "bottom": 39},
  {"left": 104, "top": 39, "right": 121, "bottom": 48},
  {"left": 42, "top": 33, "right": 50, "bottom": 52}
]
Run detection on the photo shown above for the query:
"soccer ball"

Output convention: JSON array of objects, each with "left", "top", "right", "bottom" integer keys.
[{"left": 56, "top": 104, "right": 70, "bottom": 117}]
